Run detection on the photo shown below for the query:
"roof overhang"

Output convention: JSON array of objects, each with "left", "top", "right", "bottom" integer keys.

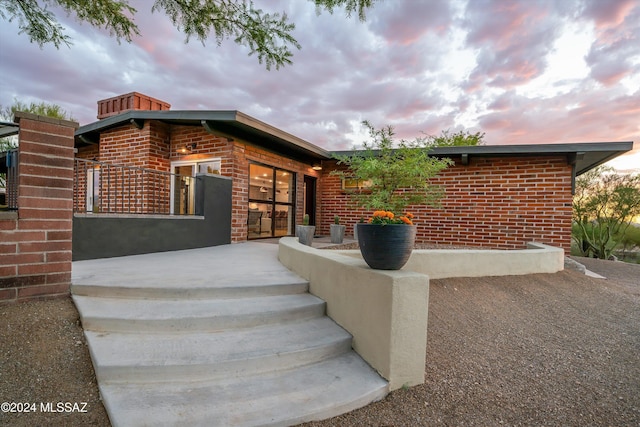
[
  {"left": 333, "top": 142, "right": 634, "bottom": 176},
  {"left": 75, "top": 110, "right": 332, "bottom": 162},
  {"left": 0, "top": 120, "right": 19, "bottom": 138}
]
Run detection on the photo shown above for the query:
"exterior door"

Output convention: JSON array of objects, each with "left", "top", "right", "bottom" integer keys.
[
  {"left": 304, "top": 175, "right": 317, "bottom": 226},
  {"left": 248, "top": 163, "right": 295, "bottom": 239}
]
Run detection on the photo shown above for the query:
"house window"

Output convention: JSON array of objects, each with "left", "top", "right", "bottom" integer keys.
[
  {"left": 86, "top": 168, "right": 100, "bottom": 213},
  {"left": 341, "top": 178, "right": 372, "bottom": 191},
  {"left": 170, "top": 158, "right": 221, "bottom": 214},
  {"left": 248, "top": 163, "right": 295, "bottom": 239}
]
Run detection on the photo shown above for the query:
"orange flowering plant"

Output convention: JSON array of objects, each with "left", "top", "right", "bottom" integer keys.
[{"left": 369, "top": 211, "right": 414, "bottom": 225}]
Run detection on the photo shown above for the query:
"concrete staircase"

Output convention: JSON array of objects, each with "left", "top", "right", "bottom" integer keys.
[{"left": 71, "top": 244, "right": 388, "bottom": 426}]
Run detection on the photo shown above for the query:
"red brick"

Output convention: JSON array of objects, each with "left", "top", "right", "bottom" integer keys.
[
  {"left": 0, "top": 266, "right": 17, "bottom": 278},
  {"left": 17, "top": 219, "right": 72, "bottom": 231},
  {"left": 0, "top": 253, "right": 45, "bottom": 265},
  {"left": 19, "top": 241, "right": 72, "bottom": 253},
  {"left": 16, "top": 208, "right": 72, "bottom": 220},
  {"left": 47, "top": 230, "right": 73, "bottom": 241},
  {"left": 0, "top": 288, "right": 17, "bottom": 302},
  {"left": 0, "top": 244, "right": 17, "bottom": 254},
  {"left": 45, "top": 251, "right": 72, "bottom": 263},
  {"left": 18, "top": 262, "right": 71, "bottom": 276},
  {"left": 17, "top": 283, "right": 70, "bottom": 299},
  {"left": 0, "top": 220, "right": 17, "bottom": 231},
  {"left": 45, "top": 272, "right": 72, "bottom": 284}
]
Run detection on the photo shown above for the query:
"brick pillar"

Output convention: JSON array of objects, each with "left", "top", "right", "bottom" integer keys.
[{"left": 0, "top": 112, "right": 78, "bottom": 303}]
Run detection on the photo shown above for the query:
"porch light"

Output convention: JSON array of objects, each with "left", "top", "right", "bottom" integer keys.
[
  {"left": 311, "top": 162, "right": 322, "bottom": 171},
  {"left": 178, "top": 142, "right": 197, "bottom": 154}
]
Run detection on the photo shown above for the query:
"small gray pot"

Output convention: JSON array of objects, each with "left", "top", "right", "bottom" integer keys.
[
  {"left": 330, "top": 224, "right": 346, "bottom": 244},
  {"left": 296, "top": 225, "right": 315, "bottom": 246}
]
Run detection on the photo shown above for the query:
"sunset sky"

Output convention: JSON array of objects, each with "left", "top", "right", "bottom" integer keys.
[{"left": 1, "top": 0, "right": 638, "bottom": 172}]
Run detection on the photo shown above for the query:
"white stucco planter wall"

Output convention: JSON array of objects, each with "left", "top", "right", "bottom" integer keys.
[
  {"left": 278, "top": 237, "right": 429, "bottom": 391},
  {"left": 336, "top": 242, "right": 564, "bottom": 279}
]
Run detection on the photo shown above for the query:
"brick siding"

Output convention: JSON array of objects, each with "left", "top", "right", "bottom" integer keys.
[
  {"left": 83, "top": 122, "right": 322, "bottom": 242},
  {"left": 0, "top": 113, "right": 77, "bottom": 303},
  {"left": 319, "top": 156, "right": 573, "bottom": 252}
]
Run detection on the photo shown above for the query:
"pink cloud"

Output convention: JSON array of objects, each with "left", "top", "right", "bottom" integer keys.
[
  {"left": 463, "top": 0, "right": 561, "bottom": 90},
  {"left": 371, "top": 1, "right": 452, "bottom": 45},
  {"left": 582, "top": 0, "right": 637, "bottom": 28}
]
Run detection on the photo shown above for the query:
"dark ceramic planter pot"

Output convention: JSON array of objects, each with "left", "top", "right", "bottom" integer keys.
[{"left": 357, "top": 223, "right": 416, "bottom": 270}]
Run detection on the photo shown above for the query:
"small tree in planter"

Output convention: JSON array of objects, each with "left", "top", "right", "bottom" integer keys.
[
  {"left": 332, "top": 121, "right": 452, "bottom": 269},
  {"left": 330, "top": 215, "right": 346, "bottom": 244},
  {"left": 296, "top": 214, "right": 315, "bottom": 246}
]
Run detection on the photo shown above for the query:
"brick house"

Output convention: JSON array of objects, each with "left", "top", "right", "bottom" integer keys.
[{"left": 74, "top": 92, "right": 633, "bottom": 253}]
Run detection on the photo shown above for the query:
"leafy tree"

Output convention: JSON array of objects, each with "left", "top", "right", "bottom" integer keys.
[
  {"left": 333, "top": 121, "right": 453, "bottom": 215},
  {"left": 0, "top": 99, "right": 75, "bottom": 150},
  {"left": 1, "top": 0, "right": 375, "bottom": 70},
  {"left": 426, "top": 129, "right": 485, "bottom": 147},
  {"left": 1, "top": 100, "right": 75, "bottom": 191},
  {"left": 572, "top": 166, "right": 640, "bottom": 260}
]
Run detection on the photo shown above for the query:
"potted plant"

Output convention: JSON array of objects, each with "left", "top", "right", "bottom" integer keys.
[
  {"left": 333, "top": 121, "right": 452, "bottom": 269},
  {"left": 296, "top": 214, "right": 315, "bottom": 246},
  {"left": 330, "top": 215, "right": 346, "bottom": 244}
]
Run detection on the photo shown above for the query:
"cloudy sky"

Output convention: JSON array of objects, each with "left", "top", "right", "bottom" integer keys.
[{"left": 1, "top": 0, "right": 638, "bottom": 171}]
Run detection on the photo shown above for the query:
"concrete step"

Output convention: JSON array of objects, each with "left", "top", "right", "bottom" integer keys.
[
  {"left": 71, "top": 280, "right": 309, "bottom": 299},
  {"left": 99, "top": 352, "right": 389, "bottom": 427},
  {"left": 87, "top": 317, "right": 353, "bottom": 383},
  {"left": 73, "top": 293, "right": 326, "bottom": 333}
]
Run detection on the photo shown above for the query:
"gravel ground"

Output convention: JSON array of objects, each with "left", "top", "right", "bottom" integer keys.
[
  {"left": 0, "top": 297, "right": 108, "bottom": 426},
  {"left": 1, "top": 257, "right": 638, "bottom": 427}
]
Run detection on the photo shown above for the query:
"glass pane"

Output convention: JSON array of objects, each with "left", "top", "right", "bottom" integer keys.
[
  {"left": 275, "top": 170, "right": 294, "bottom": 203},
  {"left": 273, "top": 205, "right": 292, "bottom": 236},
  {"left": 249, "top": 164, "right": 273, "bottom": 202},
  {"left": 174, "top": 165, "right": 195, "bottom": 215},
  {"left": 247, "top": 203, "right": 272, "bottom": 239},
  {"left": 197, "top": 160, "right": 221, "bottom": 175}
]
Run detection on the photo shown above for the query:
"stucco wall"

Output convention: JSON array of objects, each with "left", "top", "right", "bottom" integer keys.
[{"left": 278, "top": 237, "right": 429, "bottom": 391}]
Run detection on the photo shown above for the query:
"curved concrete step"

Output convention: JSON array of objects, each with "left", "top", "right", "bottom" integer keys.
[
  {"left": 73, "top": 293, "right": 326, "bottom": 333},
  {"left": 71, "top": 281, "right": 309, "bottom": 299},
  {"left": 100, "top": 352, "right": 389, "bottom": 427},
  {"left": 87, "top": 317, "right": 353, "bottom": 383}
]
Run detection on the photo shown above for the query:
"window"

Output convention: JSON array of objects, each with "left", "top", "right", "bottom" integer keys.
[
  {"left": 170, "top": 158, "right": 221, "bottom": 214},
  {"left": 341, "top": 178, "right": 372, "bottom": 191},
  {"left": 248, "top": 163, "right": 295, "bottom": 239}
]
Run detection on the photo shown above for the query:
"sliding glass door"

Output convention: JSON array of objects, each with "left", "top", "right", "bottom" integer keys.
[{"left": 248, "top": 163, "right": 295, "bottom": 239}]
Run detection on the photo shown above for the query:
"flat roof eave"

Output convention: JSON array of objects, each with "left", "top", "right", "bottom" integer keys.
[{"left": 332, "top": 141, "right": 634, "bottom": 176}]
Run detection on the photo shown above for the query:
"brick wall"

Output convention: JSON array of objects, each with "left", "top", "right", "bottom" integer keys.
[
  {"left": 85, "top": 121, "right": 322, "bottom": 241},
  {"left": 0, "top": 112, "right": 77, "bottom": 303},
  {"left": 320, "top": 156, "right": 573, "bottom": 252},
  {"left": 229, "top": 141, "right": 321, "bottom": 242}
]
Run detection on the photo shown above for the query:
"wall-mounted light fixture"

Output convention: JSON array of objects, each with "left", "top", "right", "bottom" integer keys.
[
  {"left": 311, "top": 162, "right": 322, "bottom": 171},
  {"left": 178, "top": 142, "right": 197, "bottom": 154}
]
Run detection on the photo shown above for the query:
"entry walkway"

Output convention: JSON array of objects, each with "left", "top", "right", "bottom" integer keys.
[{"left": 72, "top": 242, "right": 388, "bottom": 426}]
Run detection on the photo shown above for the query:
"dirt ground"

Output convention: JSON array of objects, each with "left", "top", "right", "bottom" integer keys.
[{"left": 1, "top": 257, "right": 638, "bottom": 427}]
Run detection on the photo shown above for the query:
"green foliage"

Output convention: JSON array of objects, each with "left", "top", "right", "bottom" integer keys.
[
  {"left": 334, "top": 215, "right": 340, "bottom": 224},
  {"left": 0, "top": 0, "right": 138, "bottom": 48},
  {"left": 2, "top": 100, "right": 75, "bottom": 121},
  {"left": 426, "top": 129, "right": 485, "bottom": 147},
  {"left": 1, "top": 0, "right": 375, "bottom": 70},
  {"left": 0, "top": 99, "right": 75, "bottom": 151},
  {"left": 302, "top": 213, "right": 310, "bottom": 226},
  {"left": 333, "top": 121, "right": 452, "bottom": 215},
  {"left": 572, "top": 166, "right": 640, "bottom": 260},
  {"left": 311, "top": 0, "right": 376, "bottom": 21}
]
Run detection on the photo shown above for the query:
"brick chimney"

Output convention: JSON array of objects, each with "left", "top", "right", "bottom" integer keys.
[{"left": 97, "top": 92, "right": 171, "bottom": 119}]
